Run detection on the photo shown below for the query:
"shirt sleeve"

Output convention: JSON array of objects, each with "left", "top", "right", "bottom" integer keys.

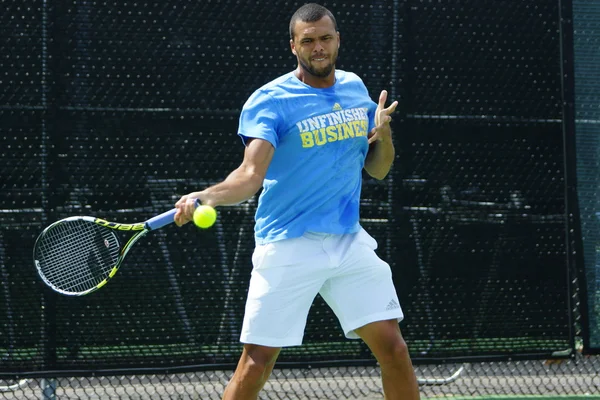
[
  {"left": 238, "top": 89, "right": 281, "bottom": 148},
  {"left": 352, "top": 75, "right": 378, "bottom": 132}
]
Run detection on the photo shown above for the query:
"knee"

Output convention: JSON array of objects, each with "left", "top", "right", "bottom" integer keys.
[
  {"left": 239, "top": 358, "right": 269, "bottom": 382},
  {"left": 238, "top": 345, "right": 280, "bottom": 381},
  {"left": 376, "top": 336, "right": 411, "bottom": 369}
]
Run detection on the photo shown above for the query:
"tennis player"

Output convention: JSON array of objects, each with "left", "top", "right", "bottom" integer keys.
[{"left": 174, "top": 3, "right": 420, "bottom": 399}]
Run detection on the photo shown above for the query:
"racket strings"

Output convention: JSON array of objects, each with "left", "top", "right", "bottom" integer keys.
[{"left": 34, "top": 220, "right": 120, "bottom": 294}]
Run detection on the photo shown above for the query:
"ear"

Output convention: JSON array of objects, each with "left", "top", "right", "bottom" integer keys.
[
  {"left": 290, "top": 39, "right": 297, "bottom": 56},
  {"left": 337, "top": 32, "right": 340, "bottom": 48}
]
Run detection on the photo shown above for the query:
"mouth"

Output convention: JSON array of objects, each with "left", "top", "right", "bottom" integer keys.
[{"left": 312, "top": 56, "right": 328, "bottom": 62}]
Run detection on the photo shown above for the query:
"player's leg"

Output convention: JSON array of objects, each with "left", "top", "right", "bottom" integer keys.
[
  {"left": 354, "top": 320, "right": 420, "bottom": 400},
  {"left": 222, "top": 344, "right": 281, "bottom": 400},
  {"left": 227, "top": 233, "right": 331, "bottom": 399},
  {"left": 319, "top": 227, "right": 420, "bottom": 400}
]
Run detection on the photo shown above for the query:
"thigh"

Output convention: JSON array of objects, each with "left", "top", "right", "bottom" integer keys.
[
  {"left": 354, "top": 319, "right": 404, "bottom": 353},
  {"left": 320, "top": 228, "right": 404, "bottom": 339},
  {"left": 241, "top": 235, "right": 331, "bottom": 347}
]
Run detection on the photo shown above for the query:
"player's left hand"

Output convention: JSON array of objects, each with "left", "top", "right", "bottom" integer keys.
[{"left": 368, "top": 90, "right": 398, "bottom": 145}]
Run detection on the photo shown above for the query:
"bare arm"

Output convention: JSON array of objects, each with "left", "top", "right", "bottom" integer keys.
[
  {"left": 174, "top": 138, "right": 274, "bottom": 226},
  {"left": 363, "top": 90, "right": 398, "bottom": 180}
]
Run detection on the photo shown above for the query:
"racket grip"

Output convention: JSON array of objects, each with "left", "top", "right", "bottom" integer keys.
[
  {"left": 145, "top": 199, "right": 202, "bottom": 231},
  {"left": 145, "top": 208, "right": 177, "bottom": 230}
]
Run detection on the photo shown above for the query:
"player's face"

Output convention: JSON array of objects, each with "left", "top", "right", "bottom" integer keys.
[{"left": 290, "top": 16, "right": 340, "bottom": 79}]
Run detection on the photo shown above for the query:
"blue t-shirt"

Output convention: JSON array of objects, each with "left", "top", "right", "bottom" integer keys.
[{"left": 238, "top": 70, "right": 378, "bottom": 245}]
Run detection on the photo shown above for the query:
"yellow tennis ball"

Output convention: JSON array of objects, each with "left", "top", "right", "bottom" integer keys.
[{"left": 193, "top": 205, "right": 217, "bottom": 229}]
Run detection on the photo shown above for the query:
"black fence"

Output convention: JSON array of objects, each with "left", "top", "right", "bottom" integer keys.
[
  {"left": 573, "top": 0, "right": 600, "bottom": 353},
  {"left": 0, "top": 0, "right": 590, "bottom": 392}
]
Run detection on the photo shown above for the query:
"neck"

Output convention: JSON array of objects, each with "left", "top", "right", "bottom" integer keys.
[{"left": 294, "top": 67, "right": 335, "bottom": 88}]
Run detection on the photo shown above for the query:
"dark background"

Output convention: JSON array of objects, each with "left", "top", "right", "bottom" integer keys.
[{"left": 0, "top": 0, "right": 578, "bottom": 374}]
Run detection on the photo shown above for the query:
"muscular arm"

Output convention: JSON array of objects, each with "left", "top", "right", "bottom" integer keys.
[
  {"left": 174, "top": 138, "right": 274, "bottom": 226},
  {"left": 364, "top": 135, "right": 395, "bottom": 180}
]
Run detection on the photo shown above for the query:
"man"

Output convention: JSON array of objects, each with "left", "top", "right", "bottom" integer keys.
[{"left": 174, "top": 3, "right": 420, "bottom": 399}]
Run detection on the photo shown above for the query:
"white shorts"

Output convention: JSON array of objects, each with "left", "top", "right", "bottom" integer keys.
[{"left": 240, "top": 228, "right": 404, "bottom": 347}]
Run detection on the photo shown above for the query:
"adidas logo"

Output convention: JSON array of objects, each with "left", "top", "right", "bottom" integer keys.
[
  {"left": 386, "top": 299, "right": 400, "bottom": 311},
  {"left": 332, "top": 103, "right": 342, "bottom": 111}
]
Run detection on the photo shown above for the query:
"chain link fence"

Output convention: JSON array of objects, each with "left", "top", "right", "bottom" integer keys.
[{"left": 1, "top": 0, "right": 599, "bottom": 398}]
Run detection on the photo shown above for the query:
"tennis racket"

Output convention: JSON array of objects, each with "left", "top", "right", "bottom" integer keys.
[{"left": 33, "top": 204, "right": 194, "bottom": 296}]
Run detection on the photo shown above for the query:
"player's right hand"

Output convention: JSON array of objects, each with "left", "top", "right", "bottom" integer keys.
[{"left": 174, "top": 192, "right": 203, "bottom": 227}]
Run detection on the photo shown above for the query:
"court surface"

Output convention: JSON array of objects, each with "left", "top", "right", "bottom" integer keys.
[{"left": 1, "top": 356, "right": 598, "bottom": 399}]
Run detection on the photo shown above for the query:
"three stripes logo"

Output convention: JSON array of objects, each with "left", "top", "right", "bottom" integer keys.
[
  {"left": 332, "top": 102, "right": 342, "bottom": 111},
  {"left": 386, "top": 299, "right": 400, "bottom": 311}
]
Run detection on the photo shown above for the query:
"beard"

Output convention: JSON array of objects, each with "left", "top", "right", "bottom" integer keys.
[{"left": 299, "top": 53, "right": 337, "bottom": 78}]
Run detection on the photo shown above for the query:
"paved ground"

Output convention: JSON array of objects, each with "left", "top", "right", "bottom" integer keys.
[{"left": 1, "top": 355, "right": 599, "bottom": 399}]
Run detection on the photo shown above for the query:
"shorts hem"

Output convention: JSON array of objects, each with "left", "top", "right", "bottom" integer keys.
[
  {"left": 342, "top": 310, "right": 404, "bottom": 339},
  {"left": 240, "top": 334, "right": 304, "bottom": 347}
]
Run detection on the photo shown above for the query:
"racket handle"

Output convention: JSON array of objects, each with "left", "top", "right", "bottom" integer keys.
[
  {"left": 145, "top": 209, "right": 177, "bottom": 230},
  {"left": 144, "top": 199, "right": 202, "bottom": 231}
]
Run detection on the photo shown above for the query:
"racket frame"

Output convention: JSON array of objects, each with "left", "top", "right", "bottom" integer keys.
[{"left": 33, "top": 208, "right": 177, "bottom": 296}]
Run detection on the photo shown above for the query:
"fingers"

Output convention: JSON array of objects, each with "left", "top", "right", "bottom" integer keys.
[
  {"left": 380, "top": 114, "right": 393, "bottom": 123},
  {"left": 377, "top": 91, "right": 398, "bottom": 113},
  {"left": 386, "top": 100, "right": 399, "bottom": 115},
  {"left": 174, "top": 196, "right": 185, "bottom": 227},
  {"left": 379, "top": 100, "right": 398, "bottom": 119},
  {"left": 173, "top": 210, "right": 185, "bottom": 227},
  {"left": 175, "top": 195, "right": 187, "bottom": 209},
  {"left": 378, "top": 90, "right": 388, "bottom": 109},
  {"left": 368, "top": 130, "right": 378, "bottom": 144},
  {"left": 376, "top": 90, "right": 398, "bottom": 127},
  {"left": 375, "top": 90, "right": 387, "bottom": 126},
  {"left": 174, "top": 208, "right": 189, "bottom": 227},
  {"left": 375, "top": 111, "right": 393, "bottom": 129},
  {"left": 174, "top": 195, "right": 197, "bottom": 227}
]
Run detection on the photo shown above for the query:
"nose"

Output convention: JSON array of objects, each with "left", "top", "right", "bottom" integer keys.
[{"left": 314, "top": 40, "right": 325, "bottom": 52}]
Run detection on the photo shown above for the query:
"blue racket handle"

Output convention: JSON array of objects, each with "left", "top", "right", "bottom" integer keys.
[
  {"left": 145, "top": 208, "right": 177, "bottom": 231},
  {"left": 144, "top": 199, "right": 202, "bottom": 231}
]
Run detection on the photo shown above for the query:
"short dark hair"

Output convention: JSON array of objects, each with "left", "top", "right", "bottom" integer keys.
[{"left": 289, "top": 3, "right": 338, "bottom": 40}]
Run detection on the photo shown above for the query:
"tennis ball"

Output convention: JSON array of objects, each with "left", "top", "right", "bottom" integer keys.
[{"left": 193, "top": 205, "right": 217, "bottom": 229}]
